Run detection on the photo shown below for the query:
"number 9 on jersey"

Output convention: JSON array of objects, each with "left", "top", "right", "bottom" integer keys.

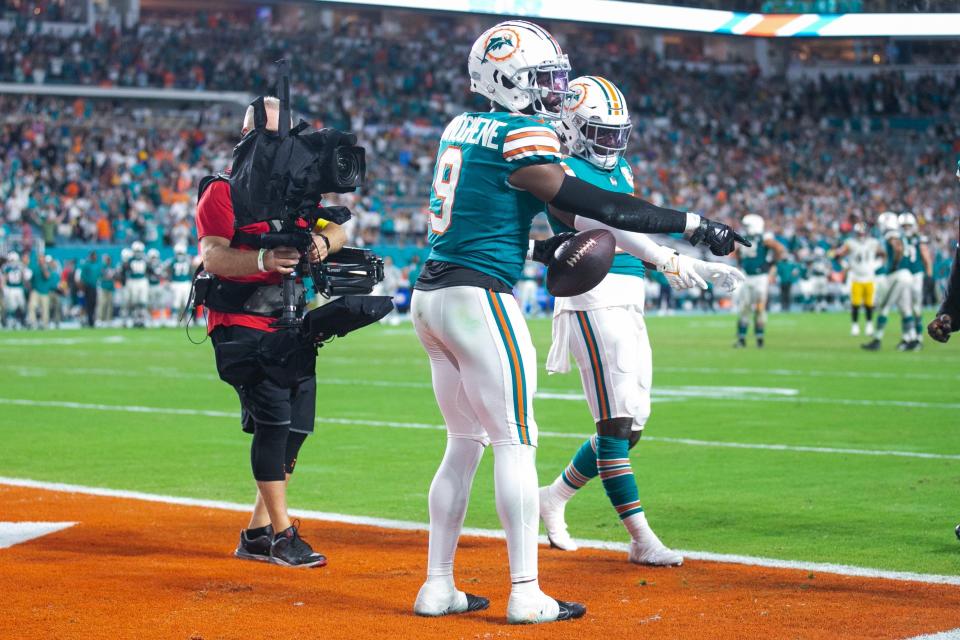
[{"left": 430, "top": 146, "right": 463, "bottom": 235}]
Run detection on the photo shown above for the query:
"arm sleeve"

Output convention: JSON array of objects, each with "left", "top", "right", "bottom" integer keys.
[
  {"left": 938, "top": 244, "right": 960, "bottom": 329},
  {"left": 573, "top": 215, "right": 674, "bottom": 266},
  {"left": 551, "top": 174, "right": 698, "bottom": 236}
]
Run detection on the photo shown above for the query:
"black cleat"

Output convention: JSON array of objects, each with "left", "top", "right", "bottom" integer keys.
[
  {"left": 756, "top": 337, "right": 765, "bottom": 349},
  {"left": 234, "top": 524, "right": 273, "bottom": 562},
  {"left": 556, "top": 600, "right": 587, "bottom": 621},
  {"left": 269, "top": 522, "right": 327, "bottom": 568},
  {"left": 464, "top": 593, "right": 490, "bottom": 613},
  {"left": 906, "top": 340, "right": 922, "bottom": 351},
  {"left": 955, "top": 524, "right": 959, "bottom": 541},
  {"left": 733, "top": 339, "right": 746, "bottom": 349},
  {"left": 861, "top": 338, "right": 882, "bottom": 351},
  {"left": 895, "top": 340, "right": 910, "bottom": 351}
]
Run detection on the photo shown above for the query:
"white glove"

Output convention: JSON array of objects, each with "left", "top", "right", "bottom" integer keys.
[
  {"left": 691, "top": 259, "right": 745, "bottom": 293},
  {"left": 657, "top": 252, "right": 707, "bottom": 290}
]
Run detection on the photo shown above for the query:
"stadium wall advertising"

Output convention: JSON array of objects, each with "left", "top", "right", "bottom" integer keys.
[{"left": 315, "top": 0, "right": 960, "bottom": 37}]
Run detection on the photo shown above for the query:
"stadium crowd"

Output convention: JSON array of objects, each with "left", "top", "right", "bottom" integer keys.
[{"left": 1, "top": 12, "right": 958, "bottom": 324}]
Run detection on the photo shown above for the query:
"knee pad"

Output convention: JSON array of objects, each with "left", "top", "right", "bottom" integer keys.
[{"left": 251, "top": 423, "right": 289, "bottom": 482}]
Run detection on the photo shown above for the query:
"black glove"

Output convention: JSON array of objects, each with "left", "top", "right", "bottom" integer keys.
[
  {"left": 532, "top": 232, "right": 575, "bottom": 265},
  {"left": 927, "top": 314, "right": 954, "bottom": 343},
  {"left": 688, "top": 218, "right": 750, "bottom": 256}
]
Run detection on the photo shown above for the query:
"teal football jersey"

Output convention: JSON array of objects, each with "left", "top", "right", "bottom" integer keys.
[
  {"left": 880, "top": 231, "right": 901, "bottom": 274},
  {"left": 738, "top": 234, "right": 770, "bottom": 275},
  {"left": 170, "top": 256, "right": 194, "bottom": 282},
  {"left": 546, "top": 155, "right": 644, "bottom": 279},
  {"left": 2, "top": 264, "right": 25, "bottom": 288},
  {"left": 899, "top": 234, "right": 926, "bottom": 274},
  {"left": 426, "top": 111, "right": 562, "bottom": 288}
]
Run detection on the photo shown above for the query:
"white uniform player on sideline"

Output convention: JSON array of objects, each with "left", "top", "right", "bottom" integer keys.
[
  {"left": 410, "top": 20, "right": 747, "bottom": 625},
  {"left": 864, "top": 212, "right": 913, "bottom": 351},
  {"left": 898, "top": 211, "right": 932, "bottom": 351},
  {"left": 833, "top": 223, "right": 883, "bottom": 337},
  {"left": 538, "top": 75, "right": 744, "bottom": 565},
  {"left": 734, "top": 214, "right": 785, "bottom": 348},
  {"left": 2, "top": 252, "right": 30, "bottom": 328}
]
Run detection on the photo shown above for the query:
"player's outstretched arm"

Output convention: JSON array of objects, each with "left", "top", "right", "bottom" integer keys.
[
  {"left": 929, "top": 244, "right": 960, "bottom": 343},
  {"left": 509, "top": 163, "right": 749, "bottom": 256},
  {"left": 550, "top": 206, "right": 743, "bottom": 292}
]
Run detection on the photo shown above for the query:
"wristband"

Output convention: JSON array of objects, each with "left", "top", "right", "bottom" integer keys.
[
  {"left": 684, "top": 212, "right": 701, "bottom": 235},
  {"left": 257, "top": 248, "right": 267, "bottom": 272}
]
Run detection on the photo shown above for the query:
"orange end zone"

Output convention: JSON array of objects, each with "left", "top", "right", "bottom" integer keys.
[{"left": 1, "top": 485, "right": 959, "bottom": 639}]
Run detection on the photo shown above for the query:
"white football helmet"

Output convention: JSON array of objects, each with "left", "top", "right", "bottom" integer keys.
[
  {"left": 121, "top": 248, "right": 133, "bottom": 262},
  {"left": 877, "top": 211, "right": 900, "bottom": 233},
  {"left": 131, "top": 241, "right": 145, "bottom": 254},
  {"left": 556, "top": 76, "right": 632, "bottom": 171},
  {"left": 468, "top": 20, "right": 572, "bottom": 120},
  {"left": 853, "top": 222, "right": 867, "bottom": 236},
  {"left": 742, "top": 213, "right": 764, "bottom": 236},
  {"left": 147, "top": 248, "right": 160, "bottom": 260},
  {"left": 174, "top": 243, "right": 187, "bottom": 256},
  {"left": 898, "top": 211, "right": 917, "bottom": 235}
]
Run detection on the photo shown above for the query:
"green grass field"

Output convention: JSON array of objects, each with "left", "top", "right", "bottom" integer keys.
[{"left": 1, "top": 312, "right": 958, "bottom": 576}]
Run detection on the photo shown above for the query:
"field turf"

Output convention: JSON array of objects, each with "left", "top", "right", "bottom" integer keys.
[{"left": 1, "top": 311, "right": 958, "bottom": 577}]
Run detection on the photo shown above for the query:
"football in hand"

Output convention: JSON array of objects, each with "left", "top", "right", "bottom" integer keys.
[{"left": 545, "top": 229, "right": 616, "bottom": 297}]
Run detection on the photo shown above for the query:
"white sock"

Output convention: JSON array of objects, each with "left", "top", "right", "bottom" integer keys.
[
  {"left": 493, "top": 443, "right": 540, "bottom": 584},
  {"left": 622, "top": 511, "right": 657, "bottom": 545},
  {"left": 548, "top": 474, "right": 577, "bottom": 503},
  {"left": 426, "top": 437, "right": 485, "bottom": 579}
]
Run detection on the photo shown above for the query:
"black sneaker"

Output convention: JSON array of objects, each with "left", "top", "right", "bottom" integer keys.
[
  {"left": 556, "top": 600, "right": 587, "bottom": 621},
  {"left": 234, "top": 524, "right": 273, "bottom": 562},
  {"left": 861, "top": 339, "right": 882, "bottom": 351},
  {"left": 269, "top": 522, "right": 327, "bottom": 568}
]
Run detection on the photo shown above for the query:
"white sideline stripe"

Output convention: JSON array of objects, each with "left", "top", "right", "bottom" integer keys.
[
  {"left": 1, "top": 476, "right": 959, "bottom": 587},
  {"left": 906, "top": 630, "right": 960, "bottom": 640},
  {"left": 658, "top": 365, "right": 960, "bottom": 382},
  {"left": 3, "top": 397, "right": 960, "bottom": 461}
]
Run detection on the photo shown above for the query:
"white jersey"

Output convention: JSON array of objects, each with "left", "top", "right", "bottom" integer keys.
[{"left": 843, "top": 236, "right": 880, "bottom": 281}]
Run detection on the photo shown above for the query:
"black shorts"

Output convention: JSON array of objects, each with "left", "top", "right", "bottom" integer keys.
[{"left": 211, "top": 325, "right": 317, "bottom": 434}]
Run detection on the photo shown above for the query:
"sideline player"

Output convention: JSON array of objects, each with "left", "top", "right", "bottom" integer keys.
[
  {"left": 833, "top": 222, "right": 883, "bottom": 337},
  {"left": 734, "top": 214, "right": 785, "bottom": 348},
  {"left": 537, "top": 75, "right": 744, "bottom": 565},
  {"left": 410, "top": 20, "right": 745, "bottom": 625},
  {"left": 897, "top": 212, "right": 932, "bottom": 351},
  {"left": 168, "top": 243, "right": 194, "bottom": 317},
  {"left": 122, "top": 241, "right": 150, "bottom": 327},
  {"left": 1, "top": 252, "right": 28, "bottom": 328}
]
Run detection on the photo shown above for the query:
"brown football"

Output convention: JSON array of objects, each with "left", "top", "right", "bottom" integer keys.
[{"left": 545, "top": 229, "right": 616, "bottom": 297}]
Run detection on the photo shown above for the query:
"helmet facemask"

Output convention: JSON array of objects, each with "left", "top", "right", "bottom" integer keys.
[
  {"left": 508, "top": 59, "right": 573, "bottom": 120},
  {"left": 572, "top": 115, "right": 632, "bottom": 171}
]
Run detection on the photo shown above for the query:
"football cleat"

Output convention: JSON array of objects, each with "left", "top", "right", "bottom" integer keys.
[
  {"left": 756, "top": 337, "right": 765, "bottom": 349},
  {"left": 234, "top": 525, "right": 273, "bottom": 562},
  {"left": 851, "top": 324, "right": 860, "bottom": 337},
  {"left": 955, "top": 524, "right": 959, "bottom": 541},
  {"left": 896, "top": 340, "right": 911, "bottom": 352},
  {"left": 906, "top": 340, "right": 922, "bottom": 351},
  {"left": 506, "top": 590, "right": 586, "bottom": 624},
  {"left": 629, "top": 539, "right": 684, "bottom": 567},
  {"left": 539, "top": 487, "right": 578, "bottom": 551},
  {"left": 865, "top": 322, "right": 875, "bottom": 336},
  {"left": 861, "top": 339, "right": 882, "bottom": 351},
  {"left": 414, "top": 582, "right": 489, "bottom": 617},
  {"left": 733, "top": 338, "right": 747, "bottom": 349}
]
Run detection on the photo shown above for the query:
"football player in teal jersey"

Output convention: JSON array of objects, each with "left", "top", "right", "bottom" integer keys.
[
  {"left": 168, "top": 243, "right": 194, "bottom": 318},
  {"left": 410, "top": 20, "right": 747, "bottom": 625},
  {"left": 897, "top": 212, "right": 932, "bottom": 351},
  {"left": 2, "top": 251, "right": 29, "bottom": 328},
  {"left": 537, "top": 75, "right": 743, "bottom": 568},
  {"left": 863, "top": 212, "right": 909, "bottom": 351},
  {"left": 734, "top": 214, "right": 786, "bottom": 348}
]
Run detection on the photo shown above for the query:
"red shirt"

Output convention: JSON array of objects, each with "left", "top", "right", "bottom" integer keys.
[{"left": 195, "top": 179, "right": 279, "bottom": 333}]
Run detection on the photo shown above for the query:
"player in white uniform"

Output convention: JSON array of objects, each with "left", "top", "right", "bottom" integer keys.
[
  {"left": 537, "top": 75, "right": 744, "bottom": 566},
  {"left": 897, "top": 212, "right": 932, "bottom": 350},
  {"left": 2, "top": 252, "right": 29, "bottom": 328},
  {"left": 834, "top": 223, "right": 883, "bottom": 337}
]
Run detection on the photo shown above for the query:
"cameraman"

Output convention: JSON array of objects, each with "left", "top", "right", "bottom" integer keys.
[{"left": 195, "top": 97, "right": 346, "bottom": 568}]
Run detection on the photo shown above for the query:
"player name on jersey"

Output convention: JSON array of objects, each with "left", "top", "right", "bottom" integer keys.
[{"left": 441, "top": 114, "right": 509, "bottom": 149}]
